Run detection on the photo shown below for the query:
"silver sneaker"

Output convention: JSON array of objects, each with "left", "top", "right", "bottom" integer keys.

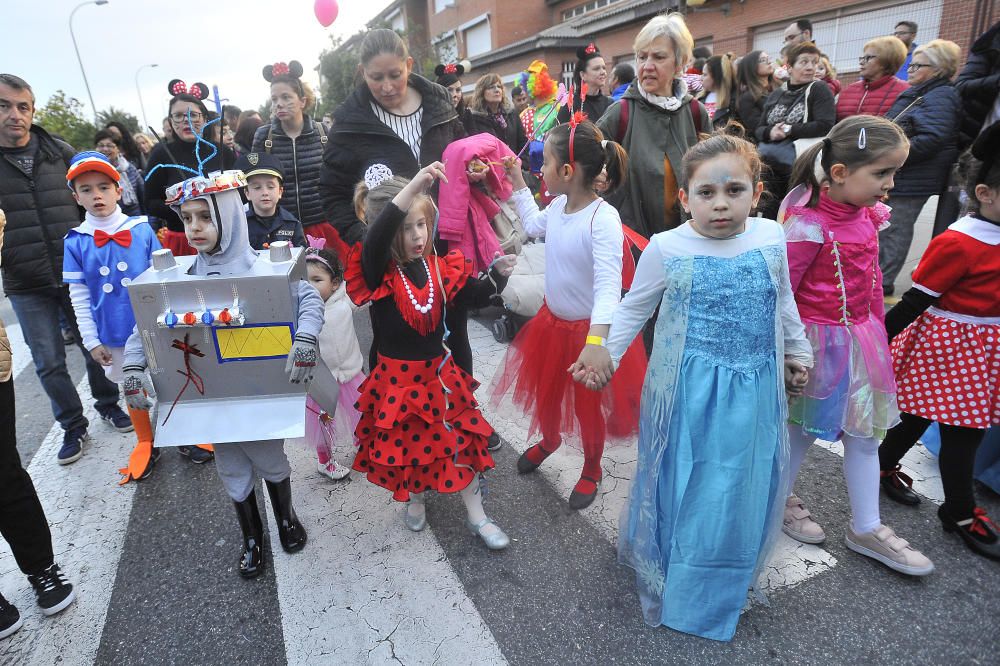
[
  {"left": 403, "top": 494, "right": 427, "bottom": 532},
  {"left": 466, "top": 517, "right": 510, "bottom": 550}
]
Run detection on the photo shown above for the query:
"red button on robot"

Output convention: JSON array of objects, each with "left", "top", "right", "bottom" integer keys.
[{"left": 182, "top": 312, "right": 197, "bottom": 325}]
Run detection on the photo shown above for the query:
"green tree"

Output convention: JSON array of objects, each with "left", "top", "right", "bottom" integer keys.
[
  {"left": 317, "top": 33, "right": 362, "bottom": 115},
  {"left": 34, "top": 90, "right": 96, "bottom": 150},
  {"left": 97, "top": 107, "right": 141, "bottom": 134}
]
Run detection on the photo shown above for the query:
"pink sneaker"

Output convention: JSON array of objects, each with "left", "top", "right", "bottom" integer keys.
[
  {"left": 846, "top": 524, "right": 935, "bottom": 577},
  {"left": 317, "top": 460, "right": 350, "bottom": 481},
  {"left": 782, "top": 495, "right": 826, "bottom": 544}
]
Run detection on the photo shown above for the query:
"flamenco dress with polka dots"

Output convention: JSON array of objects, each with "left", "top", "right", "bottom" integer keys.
[
  {"left": 345, "top": 202, "right": 508, "bottom": 501},
  {"left": 62, "top": 207, "right": 162, "bottom": 383}
]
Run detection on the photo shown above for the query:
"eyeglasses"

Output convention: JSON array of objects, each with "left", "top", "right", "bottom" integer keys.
[
  {"left": 893, "top": 31, "right": 913, "bottom": 37},
  {"left": 170, "top": 111, "right": 204, "bottom": 123},
  {"left": 907, "top": 63, "right": 933, "bottom": 71},
  {"left": 784, "top": 32, "right": 804, "bottom": 43},
  {"left": 758, "top": 56, "right": 772, "bottom": 64},
  {"left": 95, "top": 142, "right": 117, "bottom": 150},
  {"left": 858, "top": 55, "right": 878, "bottom": 65}
]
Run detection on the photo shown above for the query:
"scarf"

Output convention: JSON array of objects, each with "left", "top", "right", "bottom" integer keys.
[
  {"left": 115, "top": 156, "right": 138, "bottom": 208},
  {"left": 638, "top": 79, "right": 686, "bottom": 111}
]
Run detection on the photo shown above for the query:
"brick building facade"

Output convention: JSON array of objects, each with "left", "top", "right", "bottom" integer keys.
[{"left": 373, "top": 0, "right": 998, "bottom": 92}]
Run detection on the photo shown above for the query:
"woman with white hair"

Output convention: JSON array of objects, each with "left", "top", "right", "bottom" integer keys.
[
  {"left": 596, "top": 13, "right": 709, "bottom": 239},
  {"left": 880, "top": 39, "right": 963, "bottom": 295}
]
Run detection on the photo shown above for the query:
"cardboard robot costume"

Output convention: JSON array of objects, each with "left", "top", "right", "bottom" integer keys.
[
  {"left": 121, "top": 171, "right": 329, "bottom": 447},
  {"left": 120, "top": 169, "right": 326, "bottom": 577}
]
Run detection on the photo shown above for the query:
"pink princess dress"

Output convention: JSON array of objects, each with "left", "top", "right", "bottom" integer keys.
[{"left": 782, "top": 190, "right": 900, "bottom": 440}]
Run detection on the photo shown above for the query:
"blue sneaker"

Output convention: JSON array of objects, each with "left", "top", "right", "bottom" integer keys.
[
  {"left": 58, "top": 427, "right": 87, "bottom": 465},
  {"left": 99, "top": 405, "right": 134, "bottom": 433}
]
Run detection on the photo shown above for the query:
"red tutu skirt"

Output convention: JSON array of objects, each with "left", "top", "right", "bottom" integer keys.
[
  {"left": 160, "top": 229, "right": 197, "bottom": 256},
  {"left": 892, "top": 311, "right": 1000, "bottom": 428},
  {"left": 489, "top": 303, "right": 646, "bottom": 451},
  {"left": 353, "top": 353, "right": 495, "bottom": 501}
]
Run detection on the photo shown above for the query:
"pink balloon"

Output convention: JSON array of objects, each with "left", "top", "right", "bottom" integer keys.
[{"left": 314, "top": 0, "right": 338, "bottom": 27}]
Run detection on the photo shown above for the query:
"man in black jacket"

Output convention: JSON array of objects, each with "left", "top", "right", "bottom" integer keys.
[{"left": 0, "top": 74, "right": 128, "bottom": 465}]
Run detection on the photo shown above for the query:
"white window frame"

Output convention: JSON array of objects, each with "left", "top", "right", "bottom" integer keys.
[{"left": 459, "top": 13, "right": 492, "bottom": 59}]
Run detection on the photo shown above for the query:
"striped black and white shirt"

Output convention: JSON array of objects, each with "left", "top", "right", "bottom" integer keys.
[{"left": 371, "top": 102, "right": 424, "bottom": 161}]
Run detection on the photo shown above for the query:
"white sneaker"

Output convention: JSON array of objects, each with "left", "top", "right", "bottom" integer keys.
[
  {"left": 782, "top": 495, "right": 827, "bottom": 544},
  {"left": 846, "top": 524, "right": 935, "bottom": 577},
  {"left": 317, "top": 460, "right": 350, "bottom": 481}
]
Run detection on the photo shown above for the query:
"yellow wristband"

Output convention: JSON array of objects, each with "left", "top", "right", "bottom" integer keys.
[{"left": 585, "top": 335, "right": 606, "bottom": 347}]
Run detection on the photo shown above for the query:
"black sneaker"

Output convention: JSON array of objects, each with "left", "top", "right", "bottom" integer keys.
[
  {"left": 0, "top": 592, "right": 22, "bottom": 640},
  {"left": 99, "top": 405, "right": 134, "bottom": 433},
  {"left": 139, "top": 447, "right": 162, "bottom": 481},
  {"left": 57, "top": 427, "right": 87, "bottom": 465},
  {"left": 26, "top": 564, "right": 76, "bottom": 616},
  {"left": 178, "top": 445, "right": 214, "bottom": 464}
]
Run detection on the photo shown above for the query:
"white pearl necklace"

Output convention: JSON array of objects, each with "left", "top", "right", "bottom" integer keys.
[{"left": 396, "top": 259, "right": 435, "bottom": 314}]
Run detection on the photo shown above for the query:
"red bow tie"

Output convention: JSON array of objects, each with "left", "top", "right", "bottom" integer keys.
[{"left": 94, "top": 228, "right": 132, "bottom": 248}]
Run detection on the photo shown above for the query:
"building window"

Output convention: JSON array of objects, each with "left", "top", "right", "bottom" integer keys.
[
  {"left": 434, "top": 0, "right": 452, "bottom": 13},
  {"left": 561, "top": 0, "right": 623, "bottom": 22},
  {"left": 435, "top": 34, "right": 458, "bottom": 63},
  {"left": 386, "top": 9, "right": 405, "bottom": 33},
  {"left": 752, "top": 0, "right": 942, "bottom": 73},
  {"left": 465, "top": 20, "right": 491, "bottom": 58}
]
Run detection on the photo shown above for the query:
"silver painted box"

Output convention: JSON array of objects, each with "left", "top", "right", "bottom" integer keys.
[{"left": 126, "top": 248, "right": 308, "bottom": 447}]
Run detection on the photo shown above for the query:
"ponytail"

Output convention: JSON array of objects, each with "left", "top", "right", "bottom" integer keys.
[
  {"left": 601, "top": 139, "right": 629, "bottom": 192},
  {"left": 788, "top": 139, "right": 828, "bottom": 207}
]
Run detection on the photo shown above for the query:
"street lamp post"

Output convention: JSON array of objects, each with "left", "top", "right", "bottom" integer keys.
[
  {"left": 135, "top": 63, "right": 158, "bottom": 132},
  {"left": 69, "top": 0, "right": 109, "bottom": 124}
]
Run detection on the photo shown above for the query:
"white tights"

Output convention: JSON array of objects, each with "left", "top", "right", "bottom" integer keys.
[
  {"left": 787, "top": 425, "right": 882, "bottom": 534},
  {"left": 406, "top": 470, "right": 500, "bottom": 536}
]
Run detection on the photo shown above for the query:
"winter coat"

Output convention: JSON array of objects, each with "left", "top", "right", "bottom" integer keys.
[
  {"left": 0, "top": 125, "right": 80, "bottom": 295},
  {"left": 955, "top": 21, "right": 1000, "bottom": 146},
  {"left": 317, "top": 281, "right": 364, "bottom": 383},
  {"left": 438, "top": 134, "right": 514, "bottom": 274},
  {"left": 462, "top": 107, "right": 527, "bottom": 153},
  {"left": 318, "top": 74, "right": 464, "bottom": 247},
  {"left": 820, "top": 76, "right": 842, "bottom": 97},
  {"left": 244, "top": 203, "right": 306, "bottom": 250},
  {"left": 735, "top": 89, "right": 768, "bottom": 140},
  {"left": 595, "top": 80, "right": 709, "bottom": 237},
  {"left": 251, "top": 116, "right": 327, "bottom": 229},
  {"left": 557, "top": 94, "right": 614, "bottom": 125},
  {"left": 756, "top": 81, "right": 836, "bottom": 143},
  {"left": 143, "top": 138, "right": 235, "bottom": 232},
  {"left": 0, "top": 208, "right": 9, "bottom": 382},
  {"left": 836, "top": 74, "right": 909, "bottom": 121},
  {"left": 885, "top": 77, "right": 962, "bottom": 197}
]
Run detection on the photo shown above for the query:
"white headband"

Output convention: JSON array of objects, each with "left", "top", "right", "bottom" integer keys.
[{"left": 364, "top": 163, "right": 394, "bottom": 190}]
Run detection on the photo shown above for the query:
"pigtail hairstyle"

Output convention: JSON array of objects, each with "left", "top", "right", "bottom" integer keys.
[
  {"left": 546, "top": 121, "right": 628, "bottom": 192},
  {"left": 789, "top": 115, "right": 909, "bottom": 207}
]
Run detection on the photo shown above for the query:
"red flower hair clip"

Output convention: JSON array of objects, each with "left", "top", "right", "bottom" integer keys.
[
  {"left": 584, "top": 43, "right": 597, "bottom": 55},
  {"left": 444, "top": 63, "right": 458, "bottom": 75},
  {"left": 272, "top": 62, "right": 290, "bottom": 77}
]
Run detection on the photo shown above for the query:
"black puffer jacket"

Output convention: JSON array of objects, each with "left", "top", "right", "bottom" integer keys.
[
  {"left": 319, "top": 74, "right": 464, "bottom": 246},
  {"left": 251, "top": 116, "right": 327, "bottom": 229},
  {"left": 0, "top": 125, "right": 79, "bottom": 294},
  {"left": 462, "top": 107, "right": 526, "bottom": 152},
  {"left": 955, "top": 21, "right": 1000, "bottom": 146}
]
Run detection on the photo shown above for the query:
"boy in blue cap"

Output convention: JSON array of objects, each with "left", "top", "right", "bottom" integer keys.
[{"left": 63, "top": 151, "right": 162, "bottom": 476}]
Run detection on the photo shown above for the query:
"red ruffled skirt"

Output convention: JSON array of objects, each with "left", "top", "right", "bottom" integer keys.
[
  {"left": 161, "top": 229, "right": 197, "bottom": 256},
  {"left": 489, "top": 303, "right": 646, "bottom": 452},
  {"left": 353, "top": 353, "right": 495, "bottom": 501}
]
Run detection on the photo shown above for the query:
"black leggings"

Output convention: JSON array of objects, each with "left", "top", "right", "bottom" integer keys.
[{"left": 879, "top": 411, "right": 986, "bottom": 520}]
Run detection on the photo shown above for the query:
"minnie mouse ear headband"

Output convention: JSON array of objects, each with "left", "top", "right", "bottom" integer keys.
[
  {"left": 576, "top": 43, "right": 601, "bottom": 61},
  {"left": 434, "top": 63, "right": 465, "bottom": 78},
  {"left": 263, "top": 60, "right": 304, "bottom": 82},
  {"left": 168, "top": 79, "right": 209, "bottom": 100},
  {"left": 165, "top": 170, "right": 247, "bottom": 208}
]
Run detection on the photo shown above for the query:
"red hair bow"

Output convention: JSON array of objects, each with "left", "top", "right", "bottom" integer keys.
[
  {"left": 444, "top": 63, "right": 458, "bottom": 75},
  {"left": 272, "top": 62, "right": 290, "bottom": 77},
  {"left": 584, "top": 43, "right": 597, "bottom": 55}
]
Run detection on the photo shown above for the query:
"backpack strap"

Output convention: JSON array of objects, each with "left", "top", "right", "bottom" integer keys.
[
  {"left": 690, "top": 98, "right": 702, "bottom": 135},
  {"left": 316, "top": 120, "right": 328, "bottom": 146},
  {"left": 264, "top": 126, "right": 274, "bottom": 153},
  {"left": 616, "top": 99, "right": 630, "bottom": 144}
]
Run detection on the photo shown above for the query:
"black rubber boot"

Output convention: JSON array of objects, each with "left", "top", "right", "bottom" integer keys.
[
  {"left": 265, "top": 478, "right": 307, "bottom": 553},
  {"left": 233, "top": 490, "right": 265, "bottom": 579}
]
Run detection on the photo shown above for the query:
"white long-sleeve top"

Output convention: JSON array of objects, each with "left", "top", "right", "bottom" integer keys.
[
  {"left": 510, "top": 188, "right": 624, "bottom": 324},
  {"left": 606, "top": 218, "right": 814, "bottom": 366},
  {"left": 317, "top": 282, "right": 364, "bottom": 382}
]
